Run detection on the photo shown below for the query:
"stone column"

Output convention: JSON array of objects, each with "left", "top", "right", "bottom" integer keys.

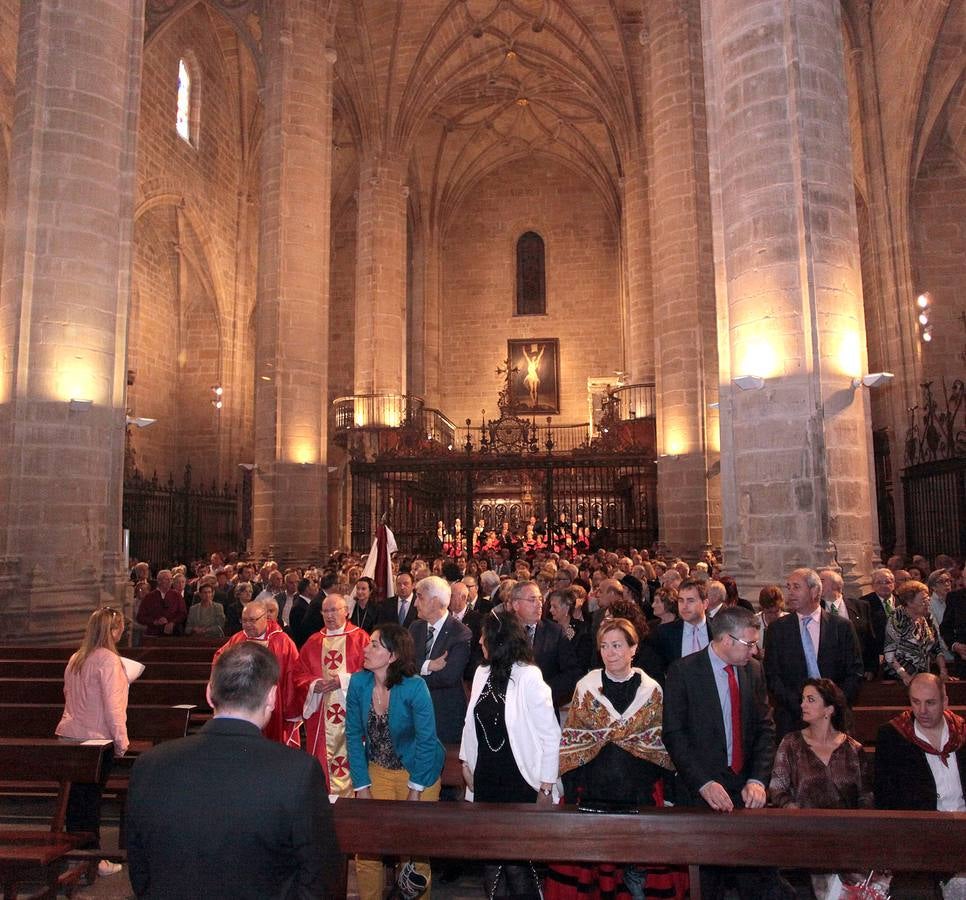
[
  {"left": 0, "top": 0, "right": 144, "bottom": 641},
  {"left": 622, "top": 163, "right": 654, "bottom": 384},
  {"left": 701, "top": 0, "right": 879, "bottom": 593},
  {"left": 645, "top": 0, "right": 721, "bottom": 559},
  {"left": 253, "top": 2, "right": 333, "bottom": 563},
  {"left": 353, "top": 150, "right": 409, "bottom": 405}
]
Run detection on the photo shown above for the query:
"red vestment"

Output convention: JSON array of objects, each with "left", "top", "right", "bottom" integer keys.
[
  {"left": 213, "top": 622, "right": 301, "bottom": 746},
  {"left": 293, "top": 624, "right": 370, "bottom": 794}
]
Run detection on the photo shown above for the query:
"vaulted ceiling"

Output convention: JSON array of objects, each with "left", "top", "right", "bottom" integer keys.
[{"left": 332, "top": 0, "right": 644, "bottom": 230}]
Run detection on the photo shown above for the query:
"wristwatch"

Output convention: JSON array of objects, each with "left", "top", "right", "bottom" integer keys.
[{"left": 539, "top": 786, "right": 553, "bottom": 797}]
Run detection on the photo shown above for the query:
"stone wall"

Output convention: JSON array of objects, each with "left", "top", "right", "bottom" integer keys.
[{"left": 439, "top": 155, "right": 622, "bottom": 427}]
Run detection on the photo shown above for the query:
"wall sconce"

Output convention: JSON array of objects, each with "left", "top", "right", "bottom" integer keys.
[
  {"left": 850, "top": 372, "right": 894, "bottom": 390},
  {"left": 68, "top": 399, "right": 93, "bottom": 412},
  {"left": 733, "top": 375, "right": 765, "bottom": 391},
  {"left": 917, "top": 293, "right": 932, "bottom": 343},
  {"left": 211, "top": 385, "right": 224, "bottom": 409},
  {"left": 708, "top": 401, "right": 720, "bottom": 410},
  {"left": 238, "top": 463, "right": 257, "bottom": 472},
  {"left": 126, "top": 416, "right": 156, "bottom": 428}
]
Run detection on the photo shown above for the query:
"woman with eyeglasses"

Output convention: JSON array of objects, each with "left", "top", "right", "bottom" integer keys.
[
  {"left": 56, "top": 606, "right": 129, "bottom": 878},
  {"left": 460, "top": 611, "right": 561, "bottom": 899},
  {"left": 345, "top": 623, "right": 444, "bottom": 900}
]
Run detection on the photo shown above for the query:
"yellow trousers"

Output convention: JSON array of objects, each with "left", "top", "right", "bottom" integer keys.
[{"left": 355, "top": 763, "right": 441, "bottom": 900}]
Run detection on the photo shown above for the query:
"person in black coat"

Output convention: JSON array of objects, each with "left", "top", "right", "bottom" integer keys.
[
  {"left": 508, "top": 580, "right": 581, "bottom": 708},
  {"left": 375, "top": 571, "right": 420, "bottom": 629},
  {"left": 763, "top": 568, "right": 863, "bottom": 739},
  {"left": 819, "top": 568, "right": 877, "bottom": 676},
  {"left": 861, "top": 567, "right": 897, "bottom": 663},
  {"left": 127, "top": 643, "right": 339, "bottom": 899}
]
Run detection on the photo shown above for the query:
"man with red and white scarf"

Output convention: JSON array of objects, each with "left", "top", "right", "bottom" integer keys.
[
  {"left": 213, "top": 600, "right": 301, "bottom": 747},
  {"left": 875, "top": 672, "right": 966, "bottom": 894}
]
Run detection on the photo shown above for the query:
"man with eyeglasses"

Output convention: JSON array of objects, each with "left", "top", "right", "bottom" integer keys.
[
  {"left": 763, "top": 567, "right": 863, "bottom": 739},
  {"left": 213, "top": 599, "right": 301, "bottom": 746},
  {"left": 663, "top": 606, "right": 794, "bottom": 898},
  {"left": 293, "top": 594, "right": 369, "bottom": 795}
]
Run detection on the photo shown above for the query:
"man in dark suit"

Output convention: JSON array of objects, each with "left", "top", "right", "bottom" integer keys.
[
  {"left": 376, "top": 571, "right": 419, "bottom": 629},
  {"left": 764, "top": 567, "right": 863, "bottom": 739},
  {"left": 875, "top": 673, "right": 966, "bottom": 895},
  {"left": 446, "top": 580, "right": 484, "bottom": 683},
  {"left": 410, "top": 575, "right": 472, "bottom": 744},
  {"left": 861, "top": 567, "right": 896, "bottom": 664},
  {"left": 819, "top": 568, "right": 877, "bottom": 676},
  {"left": 126, "top": 642, "right": 339, "bottom": 899},
  {"left": 508, "top": 580, "right": 580, "bottom": 708},
  {"left": 654, "top": 578, "right": 712, "bottom": 670},
  {"left": 663, "top": 606, "right": 792, "bottom": 899},
  {"left": 940, "top": 581, "right": 966, "bottom": 677}
]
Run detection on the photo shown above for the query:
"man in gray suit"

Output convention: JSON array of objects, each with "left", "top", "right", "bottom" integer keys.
[{"left": 410, "top": 575, "right": 472, "bottom": 744}]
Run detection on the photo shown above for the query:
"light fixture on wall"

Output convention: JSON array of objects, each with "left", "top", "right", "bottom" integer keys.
[
  {"left": 917, "top": 292, "right": 932, "bottom": 343},
  {"left": 733, "top": 374, "right": 765, "bottom": 391},
  {"left": 68, "top": 398, "right": 93, "bottom": 412},
  {"left": 850, "top": 372, "right": 895, "bottom": 390},
  {"left": 211, "top": 385, "right": 224, "bottom": 409},
  {"left": 126, "top": 416, "right": 156, "bottom": 428},
  {"left": 238, "top": 463, "right": 257, "bottom": 472}
]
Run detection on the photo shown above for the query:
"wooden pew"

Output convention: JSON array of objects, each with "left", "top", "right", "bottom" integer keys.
[
  {"left": 0, "top": 658, "right": 214, "bottom": 680},
  {"left": 0, "top": 704, "right": 195, "bottom": 744},
  {"left": 332, "top": 801, "right": 966, "bottom": 900},
  {"left": 0, "top": 738, "right": 112, "bottom": 899},
  {"left": 851, "top": 705, "right": 966, "bottom": 745},
  {"left": 0, "top": 678, "right": 210, "bottom": 710},
  {"left": 0, "top": 644, "right": 219, "bottom": 664},
  {"left": 856, "top": 679, "right": 966, "bottom": 706},
  {"left": 140, "top": 635, "right": 223, "bottom": 648}
]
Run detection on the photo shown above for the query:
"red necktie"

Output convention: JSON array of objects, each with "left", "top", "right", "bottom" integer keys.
[{"left": 725, "top": 664, "right": 744, "bottom": 773}]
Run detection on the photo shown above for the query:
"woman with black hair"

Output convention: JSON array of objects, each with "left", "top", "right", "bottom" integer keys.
[
  {"left": 460, "top": 611, "right": 561, "bottom": 898},
  {"left": 346, "top": 623, "right": 445, "bottom": 900}
]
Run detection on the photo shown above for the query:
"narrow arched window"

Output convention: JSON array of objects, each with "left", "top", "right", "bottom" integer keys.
[
  {"left": 176, "top": 59, "right": 193, "bottom": 144},
  {"left": 516, "top": 231, "right": 546, "bottom": 315}
]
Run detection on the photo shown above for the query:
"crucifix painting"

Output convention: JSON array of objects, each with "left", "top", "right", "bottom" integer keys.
[{"left": 507, "top": 338, "right": 560, "bottom": 414}]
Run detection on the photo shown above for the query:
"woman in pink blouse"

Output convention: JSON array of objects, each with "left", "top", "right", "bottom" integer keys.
[{"left": 56, "top": 606, "right": 129, "bottom": 877}]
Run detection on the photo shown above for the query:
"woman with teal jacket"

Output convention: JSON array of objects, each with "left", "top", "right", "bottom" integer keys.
[{"left": 346, "top": 622, "right": 445, "bottom": 900}]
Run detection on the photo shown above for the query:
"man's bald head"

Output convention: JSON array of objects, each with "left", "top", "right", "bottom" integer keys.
[
  {"left": 909, "top": 673, "right": 947, "bottom": 731},
  {"left": 241, "top": 600, "right": 269, "bottom": 637}
]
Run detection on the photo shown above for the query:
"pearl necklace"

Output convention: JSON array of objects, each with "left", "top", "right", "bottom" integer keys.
[{"left": 475, "top": 679, "right": 507, "bottom": 752}]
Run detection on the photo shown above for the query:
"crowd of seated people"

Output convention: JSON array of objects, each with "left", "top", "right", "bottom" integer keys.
[{"left": 119, "top": 542, "right": 966, "bottom": 899}]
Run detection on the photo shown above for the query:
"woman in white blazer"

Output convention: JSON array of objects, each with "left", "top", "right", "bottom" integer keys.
[{"left": 460, "top": 610, "right": 561, "bottom": 898}]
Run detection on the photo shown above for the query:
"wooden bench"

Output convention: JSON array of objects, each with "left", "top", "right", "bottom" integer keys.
[
  {"left": 856, "top": 679, "right": 966, "bottom": 706},
  {"left": 0, "top": 678, "right": 210, "bottom": 710},
  {"left": 0, "top": 704, "right": 195, "bottom": 744},
  {"left": 0, "top": 659, "right": 214, "bottom": 680},
  {"left": 332, "top": 801, "right": 966, "bottom": 900},
  {"left": 0, "top": 645, "right": 220, "bottom": 664},
  {"left": 0, "top": 739, "right": 112, "bottom": 899}
]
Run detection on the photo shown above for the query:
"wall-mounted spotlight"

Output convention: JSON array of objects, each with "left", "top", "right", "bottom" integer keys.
[
  {"left": 126, "top": 416, "right": 156, "bottom": 428},
  {"left": 733, "top": 375, "right": 765, "bottom": 391},
  {"left": 211, "top": 385, "right": 224, "bottom": 409},
  {"left": 68, "top": 399, "right": 93, "bottom": 412},
  {"left": 916, "top": 292, "right": 932, "bottom": 344},
  {"left": 237, "top": 463, "right": 257, "bottom": 472},
  {"left": 850, "top": 372, "right": 895, "bottom": 390}
]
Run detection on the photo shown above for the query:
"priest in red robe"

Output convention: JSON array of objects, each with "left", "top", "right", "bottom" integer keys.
[
  {"left": 293, "top": 593, "right": 369, "bottom": 795},
  {"left": 212, "top": 599, "right": 301, "bottom": 746}
]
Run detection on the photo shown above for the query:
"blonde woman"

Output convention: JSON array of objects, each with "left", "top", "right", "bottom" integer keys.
[{"left": 56, "top": 606, "right": 129, "bottom": 877}]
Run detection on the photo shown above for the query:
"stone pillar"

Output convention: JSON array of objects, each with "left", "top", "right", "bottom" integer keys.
[
  {"left": 701, "top": 0, "right": 879, "bottom": 593},
  {"left": 645, "top": 0, "right": 721, "bottom": 559},
  {"left": 253, "top": 2, "right": 333, "bottom": 563},
  {"left": 622, "top": 163, "right": 654, "bottom": 384},
  {"left": 353, "top": 150, "right": 408, "bottom": 405},
  {"left": 0, "top": 0, "right": 144, "bottom": 641}
]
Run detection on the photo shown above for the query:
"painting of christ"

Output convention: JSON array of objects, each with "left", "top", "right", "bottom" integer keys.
[{"left": 507, "top": 338, "right": 560, "bottom": 415}]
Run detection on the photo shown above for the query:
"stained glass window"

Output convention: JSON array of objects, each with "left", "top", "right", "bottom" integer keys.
[
  {"left": 176, "top": 59, "right": 191, "bottom": 143},
  {"left": 516, "top": 231, "right": 546, "bottom": 315}
]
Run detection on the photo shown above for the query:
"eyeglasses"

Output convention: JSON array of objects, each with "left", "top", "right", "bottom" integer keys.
[
  {"left": 729, "top": 633, "right": 759, "bottom": 650},
  {"left": 242, "top": 612, "right": 267, "bottom": 625}
]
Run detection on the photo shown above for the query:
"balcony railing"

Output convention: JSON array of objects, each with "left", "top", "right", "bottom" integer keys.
[
  {"left": 609, "top": 383, "right": 656, "bottom": 420},
  {"left": 333, "top": 394, "right": 456, "bottom": 446}
]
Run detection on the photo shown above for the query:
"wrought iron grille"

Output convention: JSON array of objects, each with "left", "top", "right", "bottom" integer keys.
[
  {"left": 901, "top": 378, "right": 966, "bottom": 558},
  {"left": 123, "top": 465, "right": 241, "bottom": 568},
  {"left": 349, "top": 453, "right": 657, "bottom": 555}
]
